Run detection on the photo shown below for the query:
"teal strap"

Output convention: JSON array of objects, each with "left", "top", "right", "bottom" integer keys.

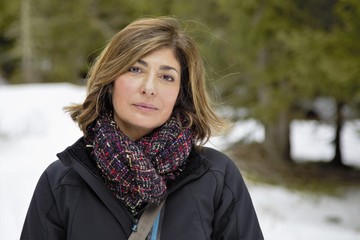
[{"left": 150, "top": 211, "right": 161, "bottom": 240}]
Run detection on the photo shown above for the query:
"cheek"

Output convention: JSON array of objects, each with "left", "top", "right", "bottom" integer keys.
[
  {"left": 114, "top": 78, "right": 130, "bottom": 94},
  {"left": 113, "top": 78, "right": 134, "bottom": 103},
  {"left": 164, "top": 88, "right": 180, "bottom": 108}
]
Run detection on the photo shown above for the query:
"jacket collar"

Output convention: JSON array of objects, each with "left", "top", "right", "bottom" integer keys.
[
  {"left": 166, "top": 146, "right": 210, "bottom": 195},
  {"left": 57, "top": 137, "right": 210, "bottom": 207},
  {"left": 57, "top": 138, "right": 133, "bottom": 236}
]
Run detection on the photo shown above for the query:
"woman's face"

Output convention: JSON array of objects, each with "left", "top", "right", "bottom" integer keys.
[{"left": 112, "top": 47, "right": 181, "bottom": 140}]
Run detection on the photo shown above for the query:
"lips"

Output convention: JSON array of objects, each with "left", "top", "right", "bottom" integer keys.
[{"left": 133, "top": 103, "right": 158, "bottom": 110}]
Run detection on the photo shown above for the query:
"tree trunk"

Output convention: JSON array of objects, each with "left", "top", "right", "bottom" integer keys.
[
  {"left": 264, "top": 111, "right": 292, "bottom": 162},
  {"left": 21, "top": 0, "right": 36, "bottom": 83},
  {"left": 331, "top": 101, "right": 345, "bottom": 166}
]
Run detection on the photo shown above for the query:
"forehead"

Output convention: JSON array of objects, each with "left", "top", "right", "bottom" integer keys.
[{"left": 138, "top": 47, "right": 180, "bottom": 69}]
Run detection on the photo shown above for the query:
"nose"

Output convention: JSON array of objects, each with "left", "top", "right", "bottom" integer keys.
[{"left": 141, "top": 74, "right": 156, "bottom": 96}]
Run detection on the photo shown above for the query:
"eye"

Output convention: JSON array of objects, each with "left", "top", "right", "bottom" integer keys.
[
  {"left": 161, "top": 74, "right": 175, "bottom": 82},
  {"left": 128, "top": 66, "right": 142, "bottom": 73}
]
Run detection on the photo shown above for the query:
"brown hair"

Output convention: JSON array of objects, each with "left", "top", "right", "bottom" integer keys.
[{"left": 65, "top": 17, "right": 229, "bottom": 145}]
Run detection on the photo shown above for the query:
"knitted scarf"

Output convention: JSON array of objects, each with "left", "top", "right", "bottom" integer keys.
[{"left": 86, "top": 111, "right": 194, "bottom": 215}]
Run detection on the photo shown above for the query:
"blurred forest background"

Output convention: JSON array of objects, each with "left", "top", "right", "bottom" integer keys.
[{"left": 1, "top": 0, "right": 360, "bottom": 187}]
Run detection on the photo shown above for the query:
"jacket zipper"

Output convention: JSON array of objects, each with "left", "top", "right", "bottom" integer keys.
[
  {"left": 131, "top": 218, "right": 139, "bottom": 232},
  {"left": 130, "top": 204, "right": 148, "bottom": 232}
]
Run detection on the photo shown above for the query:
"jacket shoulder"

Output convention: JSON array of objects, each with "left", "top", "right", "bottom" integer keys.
[
  {"left": 197, "top": 147, "right": 264, "bottom": 239},
  {"left": 197, "top": 146, "right": 249, "bottom": 207},
  {"left": 198, "top": 146, "right": 239, "bottom": 175},
  {"left": 44, "top": 160, "right": 86, "bottom": 190}
]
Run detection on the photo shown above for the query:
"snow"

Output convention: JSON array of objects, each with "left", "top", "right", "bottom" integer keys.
[
  {"left": 1, "top": 83, "right": 360, "bottom": 239},
  {"left": 208, "top": 117, "right": 360, "bottom": 168}
]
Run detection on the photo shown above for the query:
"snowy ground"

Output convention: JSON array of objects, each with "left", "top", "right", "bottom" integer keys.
[{"left": 1, "top": 83, "right": 360, "bottom": 240}]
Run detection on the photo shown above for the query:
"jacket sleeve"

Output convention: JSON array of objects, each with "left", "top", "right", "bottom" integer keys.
[
  {"left": 20, "top": 165, "right": 66, "bottom": 240},
  {"left": 212, "top": 159, "right": 264, "bottom": 240}
]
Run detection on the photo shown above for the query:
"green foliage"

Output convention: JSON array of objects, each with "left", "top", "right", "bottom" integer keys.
[
  {"left": 1, "top": 0, "right": 230, "bottom": 85},
  {"left": 215, "top": 0, "right": 303, "bottom": 122},
  {"left": 283, "top": 0, "right": 360, "bottom": 106},
  {"left": 0, "top": 0, "right": 20, "bottom": 79},
  {"left": 25, "top": 0, "right": 136, "bottom": 83},
  {"left": 213, "top": 0, "right": 360, "bottom": 123}
]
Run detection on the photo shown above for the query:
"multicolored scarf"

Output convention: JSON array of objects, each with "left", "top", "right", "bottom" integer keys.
[{"left": 86, "top": 112, "right": 194, "bottom": 215}]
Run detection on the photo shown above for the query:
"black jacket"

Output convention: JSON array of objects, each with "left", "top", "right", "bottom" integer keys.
[{"left": 21, "top": 138, "right": 263, "bottom": 240}]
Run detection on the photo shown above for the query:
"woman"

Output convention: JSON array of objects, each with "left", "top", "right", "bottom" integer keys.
[{"left": 21, "top": 17, "right": 263, "bottom": 240}]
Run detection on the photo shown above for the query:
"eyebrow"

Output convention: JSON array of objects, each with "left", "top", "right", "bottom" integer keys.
[{"left": 137, "top": 59, "right": 180, "bottom": 75}]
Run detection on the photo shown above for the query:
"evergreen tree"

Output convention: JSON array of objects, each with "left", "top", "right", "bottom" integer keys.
[
  {"left": 285, "top": 0, "right": 360, "bottom": 166},
  {"left": 216, "top": 0, "right": 359, "bottom": 166}
]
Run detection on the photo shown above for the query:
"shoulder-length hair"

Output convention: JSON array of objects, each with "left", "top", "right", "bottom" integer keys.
[{"left": 65, "top": 17, "right": 229, "bottom": 145}]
